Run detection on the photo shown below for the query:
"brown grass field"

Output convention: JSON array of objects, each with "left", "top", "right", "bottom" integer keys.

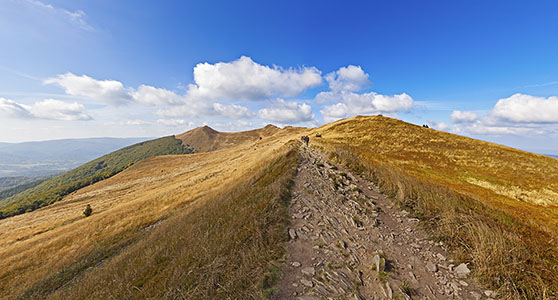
[
  {"left": 311, "top": 115, "right": 558, "bottom": 299},
  {"left": 0, "top": 126, "right": 305, "bottom": 299},
  {"left": 0, "top": 116, "right": 556, "bottom": 299}
]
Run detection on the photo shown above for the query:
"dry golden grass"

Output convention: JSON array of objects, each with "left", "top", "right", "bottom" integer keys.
[
  {"left": 176, "top": 124, "right": 280, "bottom": 152},
  {"left": 312, "top": 115, "right": 558, "bottom": 299},
  {"left": 47, "top": 145, "right": 299, "bottom": 300},
  {"left": 0, "top": 126, "right": 305, "bottom": 299},
  {"left": 3, "top": 115, "right": 556, "bottom": 299}
]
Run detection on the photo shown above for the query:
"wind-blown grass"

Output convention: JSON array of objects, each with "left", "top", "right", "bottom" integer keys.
[
  {"left": 313, "top": 115, "right": 558, "bottom": 299},
  {"left": 0, "top": 136, "right": 193, "bottom": 219}
]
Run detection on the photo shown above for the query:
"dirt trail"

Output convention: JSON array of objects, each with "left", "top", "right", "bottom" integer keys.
[{"left": 274, "top": 146, "right": 492, "bottom": 300}]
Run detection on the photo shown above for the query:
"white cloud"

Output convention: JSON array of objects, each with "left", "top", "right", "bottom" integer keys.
[
  {"left": 428, "top": 120, "right": 450, "bottom": 131},
  {"left": 325, "top": 65, "right": 371, "bottom": 92},
  {"left": 447, "top": 93, "right": 558, "bottom": 136},
  {"left": 29, "top": 99, "right": 92, "bottom": 121},
  {"left": 213, "top": 103, "right": 255, "bottom": 119},
  {"left": 1, "top": 98, "right": 91, "bottom": 121},
  {"left": 451, "top": 110, "right": 480, "bottom": 123},
  {"left": 26, "top": 0, "right": 94, "bottom": 31},
  {"left": 321, "top": 92, "right": 413, "bottom": 122},
  {"left": 0, "top": 98, "right": 31, "bottom": 118},
  {"left": 126, "top": 119, "right": 152, "bottom": 126},
  {"left": 44, "top": 73, "right": 131, "bottom": 105},
  {"left": 493, "top": 93, "right": 558, "bottom": 123},
  {"left": 189, "top": 56, "right": 322, "bottom": 101},
  {"left": 257, "top": 99, "right": 314, "bottom": 123},
  {"left": 132, "top": 85, "right": 184, "bottom": 106},
  {"left": 156, "top": 119, "right": 192, "bottom": 127}
]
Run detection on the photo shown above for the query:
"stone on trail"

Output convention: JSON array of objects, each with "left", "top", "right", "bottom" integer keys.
[
  {"left": 301, "top": 266, "right": 315, "bottom": 276},
  {"left": 289, "top": 228, "right": 298, "bottom": 240},
  {"left": 470, "top": 291, "right": 482, "bottom": 300},
  {"left": 455, "top": 263, "right": 471, "bottom": 278},
  {"left": 436, "top": 253, "right": 446, "bottom": 261},
  {"left": 296, "top": 296, "right": 319, "bottom": 300},
  {"left": 373, "top": 254, "right": 385, "bottom": 273},
  {"left": 291, "top": 261, "right": 301, "bottom": 267},
  {"left": 426, "top": 261, "right": 438, "bottom": 272},
  {"left": 300, "top": 278, "right": 314, "bottom": 288},
  {"left": 385, "top": 281, "right": 393, "bottom": 299}
]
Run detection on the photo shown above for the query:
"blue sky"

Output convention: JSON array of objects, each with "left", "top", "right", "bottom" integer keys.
[{"left": 1, "top": 0, "right": 558, "bottom": 154}]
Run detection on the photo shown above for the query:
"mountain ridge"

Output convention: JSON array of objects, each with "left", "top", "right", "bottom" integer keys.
[{"left": 0, "top": 116, "right": 556, "bottom": 299}]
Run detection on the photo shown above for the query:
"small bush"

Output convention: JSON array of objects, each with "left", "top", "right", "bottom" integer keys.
[{"left": 83, "top": 204, "right": 92, "bottom": 217}]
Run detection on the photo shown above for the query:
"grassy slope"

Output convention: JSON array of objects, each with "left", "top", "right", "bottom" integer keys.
[
  {"left": 0, "top": 126, "right": 304, "bottom": 299},
  {"left": 48, "top": 146, "right": 299, "bottom": 300},
  {"left": 0, "top": 136, "right": 193, "bottom": 219},
  {"left": 176, "top": 124, "right": 280, "bottom": 152},
  {"left": 312, "top": 115, "right": 557, "bottom": 298},
  {"left": 0, "top": 176, "right": 51, "bottom": 200}
]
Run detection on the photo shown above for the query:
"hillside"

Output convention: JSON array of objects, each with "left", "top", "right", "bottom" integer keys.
[
  {"left": 0, "top": 117, "right": 556, "bottom": 299},
  {"left": 0, "top": 137, "right": 148, "bottom": 178},
  {"left": 311, "top": 115, "right": 558, "bottom": 298},
  {"left": 0, "top": 125, "right": 304, "bottom": 299},
  {"left": 176, "top": 124, "right": 280, "bottom": 152},
  {"left": 0, "top": 136, "right": 193, "bottom": 219}
]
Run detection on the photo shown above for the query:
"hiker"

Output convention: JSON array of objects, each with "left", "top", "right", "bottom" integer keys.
[{"left": 304, "top": 135, "right": 309, "bottom": 146}]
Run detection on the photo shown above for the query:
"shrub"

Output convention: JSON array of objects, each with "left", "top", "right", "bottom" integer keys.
[{"left": 83, "top": 204, "right": 92, "bottom": 217}]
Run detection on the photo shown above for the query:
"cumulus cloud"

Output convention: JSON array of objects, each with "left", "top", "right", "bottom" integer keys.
[
  {"left": 189, "top": 56, "right": 322, "bottom": 101},
  {"left": 448, "top": 93, "right": 558, "bottom": 136},
  {"left": 320, "top": 92, "right": 413, "bottom": 122},
  {"left": 451, "top": 110, "right": 480, "bottom": 123},
  {"left": 0, "top": 98, "right": 31, "bottom": 118},
  {"left": 428, "top": 120, "right": 450, "bottom": 131},
  {"left": 0, "top": 98, "right": 91, "bottom": 121},
  {"left": 29, "top": 99, "right": 92, "bottom": 121},
  {"left": 126, "top": 119, "right": 151, "bottom": 126},
  {"left": 213, "top": 103, "right": 255, "bottom": 119},
  {"left": 257, "top": 99, "right": 314, "bottom": 123},
  {"left": 156, "top": 119, "right": 193, "bottom": 127},
  {"left": 26, "top": 0, "right": 94, "bottom": 31},
  {"left": 492, "top": 93, "right": 558, "bottom": 123},
  {"left": 44, "top": 73, "right": 131, "bottom": 105},
  {"left": 132, "top": 85, "right": 184, "bottom": 106},
  {"left": 325, "top": 65, "right": 371, "bottom": 92}
]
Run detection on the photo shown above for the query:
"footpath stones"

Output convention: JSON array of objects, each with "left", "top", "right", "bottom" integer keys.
[
  {"left": 289, "top": 228, "right": 298, "bottom": 240},
  {"left": 301, "top": 267, "right": 315, "bottom": 276},
  {"left": 426, "top": 261, "right": 438, "bottom": 272},
  {"left": 455, "top": 263, "right": 471, "bottom": 278}
]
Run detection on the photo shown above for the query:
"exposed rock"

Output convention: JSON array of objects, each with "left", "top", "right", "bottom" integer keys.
[
  {"left": 296, "top": 296, "right": 319, "bottom": 300},
  {"left": 300, "top": 278, "right": 314, "bottom": 287},
  {"left": 459, "top": 280, "right": 468, "bottom": 286},
  {"left": 289, "top": 228, "right": 298, "bottom": 240},
  {"left": 455, "top": 263, "right": 471, "bottom": 278},
  {"left": 301, "top": 267, "right": 315, "bottom": 277},
  {"left": 484, "top": 290, "right": 495, "bottom": 297},
  {"left": 470, "top": 291, "right": 482, "bottom": 300},
  {"left": 426, "top": 262, "right": 438, "bottom": 272},
  {"left": 291, "top": 261, "right": 301, "bottom": 267},
  {"left": 385, "top": 281, "right": 393, "bottom": 299},
  {"left": 436, "top": 253, "right": 446, "bottom": 261}
]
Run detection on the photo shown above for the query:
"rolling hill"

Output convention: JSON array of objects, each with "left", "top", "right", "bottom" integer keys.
[
  {"left": 0, "top": 117, "right": 556, "bottom": 299},
  {"left": 0, "top": 137, "right": 149, "bottom": 178},
  {"left": 0, "top": 136, "right": 193, "bottom": 219},
  {"left": 176, "top": 124, "right": 280, "bottom": 152}
]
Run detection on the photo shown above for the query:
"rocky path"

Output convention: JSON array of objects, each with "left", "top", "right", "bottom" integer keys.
[{"left": 274, "top": 146, "right": 494, "bottom": 300}]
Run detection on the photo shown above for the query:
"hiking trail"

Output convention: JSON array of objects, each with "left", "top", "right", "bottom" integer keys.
[{"left": 274, "top": 145, "right": 493, "bottom": 300}]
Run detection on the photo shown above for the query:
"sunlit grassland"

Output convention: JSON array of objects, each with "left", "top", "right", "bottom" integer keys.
[
  {"left": 312, "top": 115, "right": 557, "bottom": 299},
  {"left": 0, "top": 127, "right": 304, "bottom": 299}
]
